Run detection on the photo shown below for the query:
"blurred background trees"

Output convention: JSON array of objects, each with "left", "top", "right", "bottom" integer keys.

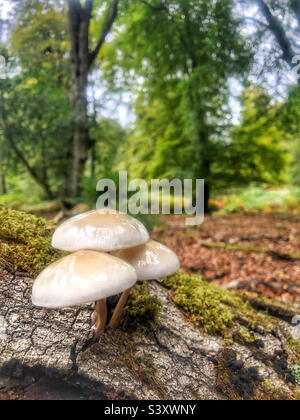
[{"left": 0, "top": 0, "right": 299, "bottom": 212}]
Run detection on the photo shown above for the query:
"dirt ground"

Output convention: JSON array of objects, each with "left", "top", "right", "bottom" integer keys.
[{"left": 153, "top": 212, "right": 300, "bottom": 303}]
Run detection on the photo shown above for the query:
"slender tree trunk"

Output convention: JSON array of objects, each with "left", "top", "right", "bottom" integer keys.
[
  {"left": 291, "top": 0, "right": 300, "bottom": 29},
  {"left": 197, "top": 113, "right": 211, "bottom": 215},
  {"left": 91, "top": 143, "right": 96, "bottom": 179},
  {"left": 0, "top": 172, "right": 7, "bottom": 195},
  {"left": 257, "top": 0, "right": 300, "bottom": 84},
  {"left": 64, "top": 0, "right": 92, "bottom": 199},
  {"left": 203, "top": 164, "right": 211, "bottom": 215},
  {"left": 63, "top": 0, "right": 119, "bottom": 200},
  {"left": 200, "top": 154, "right": 211, "bottom": 215}
]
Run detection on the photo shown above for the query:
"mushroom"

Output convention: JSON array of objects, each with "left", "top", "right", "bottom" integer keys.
[
  {"left": 112, "top": 240, "right": 180, "bottom": 328},
  {"left": 50, "top": 209, "right": 150, "bottom": 332},
  {"left": 32, "top": 250, "right": 137, "bottom": 338},
  {"left": 52, "top": 209, "right": 149, "bottom": 253}
]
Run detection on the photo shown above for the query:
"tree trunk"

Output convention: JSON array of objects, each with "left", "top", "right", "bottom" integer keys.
[
  {"left": 0, "top": 266, "right": 298, "bottom": 400},
  {"left": 64, "top": 1, "right": 92, "bottom": 199},
  {"left": 197, "top": 126, "right": 211, "bottom": 215},
  {"left": 257, "top": 0, "right": 300, "bottom": 84},
  {"left": 63, "top": 0, "right": 119, "bottom": 200},
  {"left": 91, "top": 142, "right": 96, "bottom": 179},
  {"left": 0, "top": 172, "right": 7, "bottom": 195},
  {"left": 291, "top": 0, "right": 300, "bottom": 29},
  {"left": 204, "top": 178, "right": 210, "bottom": 215}
]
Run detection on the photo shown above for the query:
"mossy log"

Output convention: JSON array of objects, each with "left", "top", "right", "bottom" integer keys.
[{"left": 0, "top": 207, "right": 299, "bottom": 400}]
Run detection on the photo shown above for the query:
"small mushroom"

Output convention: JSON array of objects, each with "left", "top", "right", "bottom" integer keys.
[
  {"left": 32, "top": 250, "right": 137, "bottom": 338},
  {"left": 52, "top": 209, "right": 150, "bottom": 253},
  {"left": 111, "top": 240, "right": 180, "bottom": 328}
]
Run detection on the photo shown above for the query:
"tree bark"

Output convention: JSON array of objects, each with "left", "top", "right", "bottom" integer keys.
[
  {"left": 291, "top": 0, "right": 300, "bottom": 29},
  {"left": 64, "top": 0, "right": 119, "bottom": 199},
  {"left": 257, "top": 0, "right": 300, "bottom": 84},
  {"left": 64, "top": 0, "right": 92, "bottom": 199},
  {"left": 0, "top": 266, "right": 298, "bottom": 400},
  {"left": 0, "top": 172, "right": 7, "bottom": 195},
  {"left": 204, "top": 177, "right": 211, "bottom": 215}
]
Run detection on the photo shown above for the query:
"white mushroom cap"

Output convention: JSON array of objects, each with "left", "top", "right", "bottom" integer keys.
[
  {"left": 32, "top": 250, "right": 137, "bottom": 309},
  {"left": 115, "top": 240, "right": 180, "bottom": 281},
  {"left": 52, "top": 209, "right": 149, "bottom": 252}
]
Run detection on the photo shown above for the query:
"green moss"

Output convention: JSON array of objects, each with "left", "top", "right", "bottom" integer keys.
[
  {"left": 232, "top": 327, "right": 257, "bottom": 346},
  {"left": 287, "top": 335, "right": 300, "bottom": 362},
  {"left": 121, "top": 282, "right": 162, "bottom": 334},
  {"left": 259, "top": 380, "right": 300, "bottom": 400},
  {"left": 162, "top": 271, "right": 276, "bottom": 339},
  {"left": 0, "top": 205, "right": 62, "bottom": 275}
]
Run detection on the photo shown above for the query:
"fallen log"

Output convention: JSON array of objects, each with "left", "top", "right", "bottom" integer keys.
[
  {"left": 0, "top": 207, "right": 299, "bottom": 400},
  {"left": 0, "top": 266, "right": 299, "bottom": 400}
]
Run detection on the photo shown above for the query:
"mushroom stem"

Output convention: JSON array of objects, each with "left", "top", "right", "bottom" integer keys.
[
  {"left": 93, "top": 299, "right": 107, "bottom": 338},
  {"left": 109, "top": 288, "right": 132, "bottom": 329}
]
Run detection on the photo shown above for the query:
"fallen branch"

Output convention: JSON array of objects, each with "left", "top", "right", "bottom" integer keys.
[{"left": 200, "top": 241, "right": 300, "bottom": 261}]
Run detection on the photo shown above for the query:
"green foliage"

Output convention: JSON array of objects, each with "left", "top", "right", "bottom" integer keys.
[
  {"left": 0, "top": 2, "right": 71, "bottom": 199},
  {"left": 11, "top": 3, "right": 69, "bottom": 88},
  {"left": 214, "top": 87, "right": 289, "bottom": 189},
  {"left": 90, "top": 118, "right": 128, "bottom": 177},
  {"left": 106, "top": 0, "right": 251, "bottom": 185},
  {"left": 216, "top": 187, "right": 300, "bottom": 215},
  {"left": 283, "top": 86, "right": 300, "bottom": 186},
  {"left": 292, "top": 365, "right": 300, "bottom": 386},
  {"left": 0, "top": 205, "right": 62, "bottom": 275},
  {"left": 0, "top": 0, "right": 298, "bottom": 206}
]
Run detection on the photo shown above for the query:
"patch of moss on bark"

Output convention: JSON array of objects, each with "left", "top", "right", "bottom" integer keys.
[
  {"left": 232, "top": 327, "right": 257, "bottom": 346},
  {"left": 287, "top": 335, "right": 300, "bottom": 362},
  {"left": 121, "top": 282, "right": 162, "bottom": 334},
  {"left": 162, "top": 271, "right": 278, "bottom": 339},
  {"left": 0, "top": 205, "right": 62, "bottom": 275},
  {"left": 257, "top": 380, "right": 300, "bottom": 401}
]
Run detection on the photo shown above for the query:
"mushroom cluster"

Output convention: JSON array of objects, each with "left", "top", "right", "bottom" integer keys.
[{"left": 32, "top": 209, "right": 179, "bottom": 339}]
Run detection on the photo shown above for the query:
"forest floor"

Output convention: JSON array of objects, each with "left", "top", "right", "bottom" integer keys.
[{"left": 153, "top": 212, "right": 300, "bottom": 304}]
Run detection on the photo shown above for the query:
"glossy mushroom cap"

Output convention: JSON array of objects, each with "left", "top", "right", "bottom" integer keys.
[
  {"left": 32, "top": 250, "right": 137, "bottom": 309},
  {"left": 115, "top": 240, "right": 180, "bottom": 281},
  {"left": 52, "top": 209, "right": 149, "bottom": 252}
]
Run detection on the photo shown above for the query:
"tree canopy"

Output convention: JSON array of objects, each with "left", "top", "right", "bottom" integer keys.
[{"left": 0, "top": 0, "right": 298, "bottom": 210}]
